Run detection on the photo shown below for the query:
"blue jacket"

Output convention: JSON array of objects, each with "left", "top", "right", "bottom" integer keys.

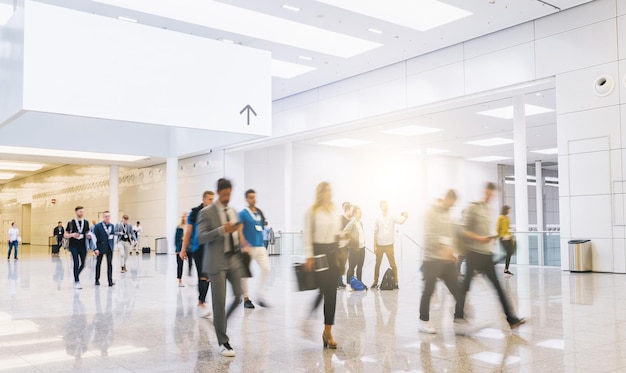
[{"left": 93, "top": 222, "right": 115, "bottom": 253}]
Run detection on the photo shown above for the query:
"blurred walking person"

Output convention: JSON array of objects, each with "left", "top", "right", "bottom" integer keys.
[
  {"left": 343, "top": 206, "right": 366, "bottom": 285},
  {"left": 115, "top": 215, "right": 136, "bottom": 273},
  {"left": 459, "top": 183, "right": 525, "bottom": 330},
  {"left": 497, "top": 206, "right": 515, "bottom": 275},
  {"left": 7, "top": 222, "right": 19, "bottom": 260},
  {"left": 93, "top": 211, "right": 115, "bottom": 287},
  {"left": 64, "top": 206, "right": 91, "bottom": 289},
  {"left": 175, "top": 213, "right": 188, "bottom": 287},
  {"left": 419, "top": 190, "right": 465, "bottom": 334}
]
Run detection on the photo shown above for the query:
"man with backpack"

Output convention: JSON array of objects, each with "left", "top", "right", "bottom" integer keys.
[
  {"left": 372, "top": 201, "right": 408, "bottom": 290},
  {"left": 179, "top": 190, "right": 214, "bottom": 318},
  {"left": 419, "top": 190, "right": 465, "bottom": 334}
]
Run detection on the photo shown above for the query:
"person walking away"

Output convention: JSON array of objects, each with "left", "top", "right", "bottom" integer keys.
[
  {"left": 115, "top": 215, "right": 136, "bottom": 273},
  {"left": 179, "top": 191, "right": 215, "bottom": 318},
  {"left": 7, "top": 222, "right": 19, "bottom": 260},
  {"left": 371, "top": 201, "right": 408, "bottom": 290},
  {"left": 175, "top": 213, "right": 187, "bottom": 287},
  {"left": 337, "top": 202, "right": 352, "bottom": 288},
  {"left": 497, "top": 206, "right": 514, "bottom": 275},
  {"left": 262, "top": 221, "right": 271, "bottom": 250},
  {"left": 93, "top": 211, "right": 115, "bottom": 287},
  {"left": 459, "top": 183, "right": 525, "bottom": 330},
  {"left": 197, "top": 178, "right": 249, "bottom": 357},
  {"left": 64, "top": 206, "right": 91, "bottom": 289},
  {"left": 239, "top": 189, "right": 271, "bottom": 308},
  {"left": 304, "top": 182, "right": 349, "bottom": 349},
  {"left": 344, "top": 206, "right": 366, "bottom": 285},
  {"left": 418, "top": 190, "right": 466, "bottom": 334}
]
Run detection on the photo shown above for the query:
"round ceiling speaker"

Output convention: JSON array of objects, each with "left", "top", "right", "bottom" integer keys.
[{"left": 592, "top": 75, "right": 615, "bottom": 97}]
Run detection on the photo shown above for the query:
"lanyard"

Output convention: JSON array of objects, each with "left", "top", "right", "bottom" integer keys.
[
  {"left": 102, "top": 222, "right": 111, "bottom": 234},
  {"left": 75, "top": 219, "right": 83, "bottom": 233}
]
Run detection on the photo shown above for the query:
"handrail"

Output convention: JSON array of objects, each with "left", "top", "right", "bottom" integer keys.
[{"left": 399, "top": 233, "right": 425, "bottom": 250}]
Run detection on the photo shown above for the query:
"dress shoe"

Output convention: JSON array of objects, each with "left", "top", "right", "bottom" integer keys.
[{"left": 95, "top": 280, "right": 100, "bottom": 286}]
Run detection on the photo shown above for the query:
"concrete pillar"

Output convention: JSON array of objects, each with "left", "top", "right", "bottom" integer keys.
[
  {"left": 166, "top": 157, "right": 178, "bottom": 254},
  {"left": 514, "top": 95, "right": 529, "bottom": 265},
  {"left": 284, "top": 142, "right": 293, "bottom": 233},
  {"left": 536, "top": 160, "right": 545, "bottom": 265},
  {"left": 109, "top": 165, "right": 119, "bottom": 224}
]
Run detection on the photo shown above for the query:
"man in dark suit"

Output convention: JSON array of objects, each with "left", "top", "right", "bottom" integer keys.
[
  {"left": 197, "top": 178, "right": 250, "bottom": 358},
  {"left": 93, "top": 211, "right": 115, "bottom": 287},
  {"left": 54, "top": 221, "right": 65, "bottom": 245}
]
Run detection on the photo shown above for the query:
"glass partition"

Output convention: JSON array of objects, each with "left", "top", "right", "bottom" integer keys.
[{"left": 495, "top": 231, "right": 561, "bottom": 267}]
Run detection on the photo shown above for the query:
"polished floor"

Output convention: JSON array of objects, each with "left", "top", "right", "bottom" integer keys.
[{"left": 0, "top": 245, "right": 625, "bottom": 372}]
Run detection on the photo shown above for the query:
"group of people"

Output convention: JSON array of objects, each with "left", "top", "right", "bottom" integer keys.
[
  {"left": 61, "top": 207, "right": 143, "bottom": 289},
  {"left": 175, "top": 179, "right": 272, "bottom": 357},
  {"left": 418, "top": 182, "right": 525, "bottom": 335}
]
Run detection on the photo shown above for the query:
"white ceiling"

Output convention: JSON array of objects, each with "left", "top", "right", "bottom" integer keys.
[{"left": 31, "top": 0, "right": 592, "bottom": 100}]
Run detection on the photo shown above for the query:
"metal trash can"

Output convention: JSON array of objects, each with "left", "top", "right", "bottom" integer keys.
[
  {"left": 568, "top": 239, "right": 591, "bottom": 272},
  {"left": 268, "top": 235, "right": 281, "bottom": 256},
  {"left": 155, "top": 237, "right": 168, "bottom": 255}
]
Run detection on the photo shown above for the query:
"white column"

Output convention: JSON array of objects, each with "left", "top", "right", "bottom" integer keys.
[
  {"left": 284, "top": 142, "right": 293, "bottom": 232},
  {"left": 109, "top": 165, "right": 119, "bottom": 223},
  {"left": 536, "top": 160, "right": 545, "bottom": 265},
  {"left": 166, "top": 157, "right": 178, "bottom": 254},
  {"left": 514, "top": 95, "right": 530, "bottom": 265}
]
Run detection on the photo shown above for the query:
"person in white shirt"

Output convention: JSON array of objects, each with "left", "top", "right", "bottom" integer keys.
[
  {"left": 304, "top": 182, "right": 349, "bottom": 350},
  {"left": 133, "top": 222, "right": 143, "bottom": 256},
  {"left": 7, "top": 222, "right": 19, "bottom": 260},
  {"left": 343, "top": 206, "right": 366, "bottom": 284},
  {"left": 371, "top": 200, "right": 408, "bottom": 290}
]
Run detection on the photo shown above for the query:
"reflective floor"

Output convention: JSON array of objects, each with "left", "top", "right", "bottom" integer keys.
[{"left": 1, "top": 245, "right": 625, "bottom": 372}]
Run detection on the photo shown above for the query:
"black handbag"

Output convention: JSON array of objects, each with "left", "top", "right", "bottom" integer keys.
[{"left": 294, "top": 263, "right": 317, "bottom": 291}]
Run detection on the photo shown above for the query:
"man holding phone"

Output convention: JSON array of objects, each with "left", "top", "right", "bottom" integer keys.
[{"left": 64, "top": 206, "right": 91, "bottom": 289}]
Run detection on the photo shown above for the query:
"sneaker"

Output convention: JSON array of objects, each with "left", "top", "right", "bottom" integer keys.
[
  {"left": 220, "top": 342, "right": 235, "bottom": 357},
  {"left": 508, "top": 317, "right": 526, "bottom": 329},
  {"left": 454, "top": 318, "right": 470, "bottom": 335},
  {"left": 257, "top": 300, "right": 270, "bottom": 308},
  {"left": 394, "top": 284, "right": 400, "bottom": 290},
  {"left": 74, "top": 282, "right": 82, "bottom": 290},
  {"left": 178, "top": 282, "right": 185, "bottom": 287},
  {"left": 418, "top": 320, "right": 436, "bottom": 334},
  {"left": 504, "top": 270, "right": 514, "bottom": 276},
  {"left": 198, "top": 304, "right": 212, "bottom": 318},
  {"left": 244, "top": 300, "right": 255, "bottom": 309}
]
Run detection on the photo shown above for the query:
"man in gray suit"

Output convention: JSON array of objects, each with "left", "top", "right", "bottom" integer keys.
[{"left": 197, "top": 178, "right": 249, "bottom": 357}]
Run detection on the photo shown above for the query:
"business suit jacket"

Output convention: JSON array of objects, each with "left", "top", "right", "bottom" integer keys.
[
  {"left": 114, "top": 222, "right": 137, "bottom": 242},
  {"left": 196, "top": 203, "right": 242, "bottom": 275},
  {"left": 93, "top": 222, "right": 115, "bottom": 253}
]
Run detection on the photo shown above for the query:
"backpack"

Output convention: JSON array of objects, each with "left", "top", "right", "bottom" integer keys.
[
  {"left": 349, "top": 276, "right": 366, "bottom": 291},
  {"left": 188, "top": 203, "right": 204, "bottom": 225},
  {"left": 379, "top": 268, "right": 395, "bottom": 290}
]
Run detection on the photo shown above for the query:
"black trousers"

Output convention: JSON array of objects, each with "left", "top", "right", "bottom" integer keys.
[
  {"left": 419, "top": 260, "right": 464, "bottom": 321},
  {"left": 176, "top": 252, "right": 184, "bottom": 279},
  {"left": 460, "top": 251, "right": 517, "bottom": 322},
  {"left": 500, "top": 239, "right": 514, "bottom": 270},
  {"left": 346, "top": 247, "right": 365, "bottom": 283},
  {"left": 95, "top": 248, "right": 113, "bottom": 284},
  {"left": 70, "top": 246, "right": 87, "bottom": 283},
  {"left": 193, "top": 248, "right": 210, "bottom": 303},
  {"left": 311, "top": 243, "right": 339, "bottom": 326}
]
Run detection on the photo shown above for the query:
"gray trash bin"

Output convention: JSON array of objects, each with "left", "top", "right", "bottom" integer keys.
[
  {"left": 155, "top": 237, "right": 168, "bottom": 255},
  {"left": 269, "top": 235, "right": 281, "bottom": 256},
  {"left": 568, "top": 239, "right": 591, "bottom": 272}
]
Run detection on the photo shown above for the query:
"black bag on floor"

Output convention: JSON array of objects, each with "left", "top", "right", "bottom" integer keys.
[
  {"left": 51, "top": 244, "right": 60, "bottom": 254},
  {"left": 142, "top": 247, "right": 150, "bottom": 254},
  {"left": 379, "top": 268, "right": 395, "bottom": 290}
]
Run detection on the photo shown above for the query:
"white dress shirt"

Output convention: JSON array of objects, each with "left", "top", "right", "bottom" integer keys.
[
  {"left": 304, "top": 206, "right": 341, "bottom": 258},
  {"left": 374, "top": 213, "right": 407, "bottom": 246},
  {"left": 215, "top": 201, "right": 240, "bottom": 253}
]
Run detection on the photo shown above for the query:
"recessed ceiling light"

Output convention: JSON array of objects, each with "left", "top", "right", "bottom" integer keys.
[
  {"left": 272, "top": 59, "right": 316, "bottom": 79},
  {"left": 531, "top": 148, "right": 558, "bottom": 155},
  {"left": 0, "top": 162, "right": 43, "bottom": 172},
  {"left": 382, "top": 125, "right": 443, "bottom": 136},
  {"left": 219, "top": 38, "right": 235, "bottom": 44},
  {"left": 477, "top": 104, "right": 554, "bottom": 119},
  {"left": 282, "top": 4, "right": 301, "bottom": 12},
  {"left": 298, "top": 55, "right": 313, "bottom": 61},
  {"left": 0, "top": 146, "right": 149, "bottom": 162},
  {"left": 320, "top": 139, "right": 371, "bottom": 147},
  {"left": 0, "top": 173, "right": 15, "bottom": 180},
  {"left": 317, "top": 0, "right": 472, "bottom": 31},
  {"left": 117, "top": 16, "right": 138, "bottom": 23},
  {"left": 468, "top": 156, "right": 511, "bottom": 162},
  {"left": 464, "top": 137, "right": 514, "bottom": 147},
  {"left": 0, "top": 3, "right": 13, "bottom": 26},
  {"left": 94, "top": 0, "right": 382, "bottom": 58},
  {"left": 368, "top": 28, "right": 383, "bottom": 34}
]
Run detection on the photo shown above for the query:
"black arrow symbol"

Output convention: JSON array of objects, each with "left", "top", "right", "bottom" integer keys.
[{"left": 239, "top": 105, "right": 257, "bottom": 125}]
